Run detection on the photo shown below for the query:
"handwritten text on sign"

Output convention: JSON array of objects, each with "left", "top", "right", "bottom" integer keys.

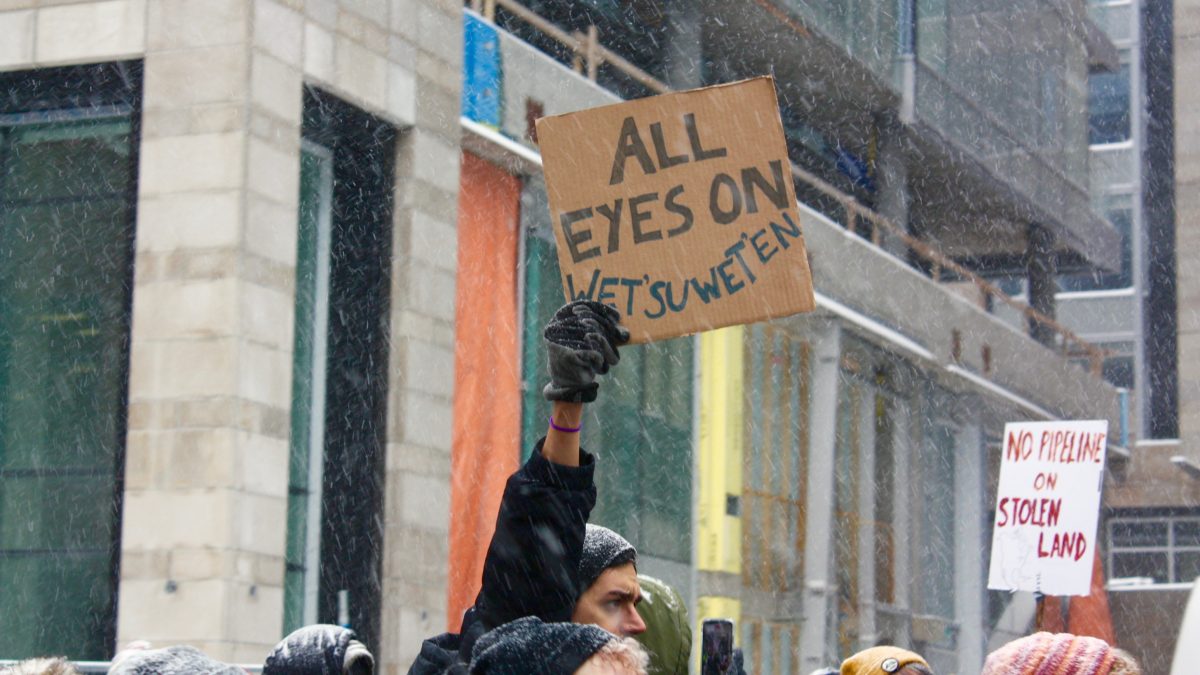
[
  {"left": 535, "top": 77, "right": 816, "bottom": 343},
  {"left": 987, "top": 420, "right": 1109, "bottom": 596}
]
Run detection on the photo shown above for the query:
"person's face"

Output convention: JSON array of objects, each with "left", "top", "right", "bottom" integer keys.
[{"left": 571, "top": 562, "right": 646, "bottom": 637}]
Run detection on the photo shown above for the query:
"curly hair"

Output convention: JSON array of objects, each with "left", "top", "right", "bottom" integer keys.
[
  {"left": 1108, "top": 648, "right": 1142, "bottom": 675},
  {"left": 588, "top": 637, "right": 651, "bottom": 674}
]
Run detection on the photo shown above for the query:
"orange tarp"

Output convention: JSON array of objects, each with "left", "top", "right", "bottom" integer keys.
[
  {"left": 447, "top": 152, "right": 523, "bottom": 630},
  {"left": 1039, "top": 595, "right": 1068, "bottom": 633},
  {"left": 1067, "top": 551, "right": 1118, "bottom": 645}
]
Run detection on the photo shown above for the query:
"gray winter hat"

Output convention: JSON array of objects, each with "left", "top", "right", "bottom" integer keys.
[
  {"left": 579, "top": 524, "right": 637, "bottom": 592},
  {"left": 109, "top": 645, "right": 244, "bottom": 675}
]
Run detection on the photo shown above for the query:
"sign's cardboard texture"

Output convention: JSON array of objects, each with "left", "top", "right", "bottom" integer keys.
[
  {"left": 535, "top": 76, "right": 816, "bottom": 343},
  {"left": 987, "top": 420, "right": 1109, "bottom": 597}
]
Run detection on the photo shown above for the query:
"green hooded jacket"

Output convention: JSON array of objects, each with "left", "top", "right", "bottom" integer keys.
[{"left": 635, "top": 574, "right": 692, "bottom": 675}]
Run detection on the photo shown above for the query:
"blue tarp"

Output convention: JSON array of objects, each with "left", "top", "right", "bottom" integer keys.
[{"left": 462, "top": 14, "right": 503, "bottom": 127}]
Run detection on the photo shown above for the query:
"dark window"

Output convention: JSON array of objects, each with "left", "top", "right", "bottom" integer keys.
[
  {"left": 1088, "top": 65, "right": 1131, "bottom": 144},
  {"left": 1111, "top": 520, "right": 1168, "bottom": 547},
  {"left": 1111, "top": 551, "right": 1169, "bottom": 583},
  {"left": 0, "top": 61, "right": 141, "bottom": 660},
  {"left": 1057, "top": 207, "right": 1133, "bottom": 291},
  {"left": 1102, "top": 355, "right": 1135, "bottom": 390},
  {"left": 1109, "top": 517, "right": 1200, "bottom": 584},
  {"left": 280, "top": 87, "right": 395, "bottom": 649}
]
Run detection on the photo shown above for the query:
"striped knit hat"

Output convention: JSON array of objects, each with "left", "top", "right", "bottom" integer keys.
[{"left": 982, "top": 632, "right": 1117, "bottom": 675}]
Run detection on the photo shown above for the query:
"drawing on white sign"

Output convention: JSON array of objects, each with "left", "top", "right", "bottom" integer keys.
[{"left": 986, "top": 420, "right": 1109, "bottom": 597}]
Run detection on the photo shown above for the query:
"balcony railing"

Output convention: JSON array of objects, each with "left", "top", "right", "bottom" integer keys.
[
  {"left": 466, "top": 0, "right": 1108, "bottom": 375},
  {"left": 0, "top": 661, "right": 263, "bottom": 673}
]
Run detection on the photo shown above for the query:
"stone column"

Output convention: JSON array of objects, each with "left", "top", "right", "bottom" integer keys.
[
  {"left": 1174, "top": 0, "right": 1197, "bottom": 447},
  {"left": 378, "top": 1, "right": 464, "bottom": 671},
  {"left": 119, "top": 0, "right": 301, "bottom": 662},
  {"left": 875, "top": 113, "right": 911, "bottom": 259},
  {"left": 1026, "top": 223, "right": 1058, "bottom": 346}
]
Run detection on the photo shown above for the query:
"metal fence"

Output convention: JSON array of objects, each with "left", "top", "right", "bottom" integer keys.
[{"left": 0, "top": 662, "right": 263, "bottom": 673}]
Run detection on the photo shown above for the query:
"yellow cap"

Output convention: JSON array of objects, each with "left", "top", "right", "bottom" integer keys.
[{"left": 840, "top": 646, "right": 929, "bottom": 675}]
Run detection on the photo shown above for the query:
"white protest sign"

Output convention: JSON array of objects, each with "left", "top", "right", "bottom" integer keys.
[{"left": 987, "top": 420, "right": 1109, "bottom": 596}]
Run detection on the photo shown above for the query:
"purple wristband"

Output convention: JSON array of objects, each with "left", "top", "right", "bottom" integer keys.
[{"left": 548, "top": 415, "right": 582, "bottom": 433}]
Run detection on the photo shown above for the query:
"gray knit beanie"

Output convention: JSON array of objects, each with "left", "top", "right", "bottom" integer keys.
[
  {"left": 108, "top": 645, "right": 244, "bottom": 675},
  {"left": 469, "top": 616, "right": 614, "bottom": 674},
  {"left": 578, "top": 524, "right": 637, "bottom": 592}
]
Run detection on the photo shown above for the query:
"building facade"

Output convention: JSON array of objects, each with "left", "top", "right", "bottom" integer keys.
[
  {"left": 0, "top": 1, "right": 1128, "bottom": 674},
  {"left": 0, "top": 0, "right": 464, "bottom": 669}
]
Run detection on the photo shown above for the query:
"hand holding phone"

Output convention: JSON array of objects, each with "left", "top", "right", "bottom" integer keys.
[{"left": 701, "top": 619, "right": 734, "bottom": 675}]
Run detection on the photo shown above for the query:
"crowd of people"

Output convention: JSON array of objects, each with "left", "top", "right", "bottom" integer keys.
[{"left": 2, "top": 301, "right": 1146, "bottom": 675}]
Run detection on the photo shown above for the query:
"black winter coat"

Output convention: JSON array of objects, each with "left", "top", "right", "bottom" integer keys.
[{"left": 408, "top": 439, "right": 597, "bottom": 675}]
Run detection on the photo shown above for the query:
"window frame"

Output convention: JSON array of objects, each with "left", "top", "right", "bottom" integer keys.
[{"left": 1108, "top": 515, "right": 1200, "bottom": 584}]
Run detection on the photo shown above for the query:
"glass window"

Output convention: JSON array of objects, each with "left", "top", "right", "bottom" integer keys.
[
  {"left": 742, "top": 324, "right": 809, "bottom": 594},
  {"left": 1176, "top": 520, "right": 1200, "bottom": 546},
  {"left": 1111, "top": 520, "right": 1168, "bottom": 547},
  {"left": 1058, "top": 206, "right": 1133, "bottom": 291},
  {"left": 1176, "top": 552, "right": 1200, "bottom": 582},
  {"left": 518, "top": 179, "right": 694, "bottom": 567},
  {"left": 1111, "top": 551, "right": 1168, "bottom": 583},
  {"left": 874, "top": 390, "right": 897, "bottom": 606},
  {"left": 916, "top": 422, "right": 956, "bottom": 619},
  {"left": 0, "top": 108, "right": 137, "bottom": 659},
  {"left": 278, "top": 88, "right": 396, "bottom": 649},
  {"left": 1088, "top": 64, "right": 1132, "bottom": 144},
  {"left": 1108, "top": 516, "right": 1200, "bottom": 584},
  {"left": 284, "top": 142, "right": 334, "bottom": 633}
]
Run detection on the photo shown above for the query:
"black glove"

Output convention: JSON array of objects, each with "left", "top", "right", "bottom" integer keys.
[
  {"left": 732, "top": 648, "right": 746, "bottom": 675},
  {"left": 543, "top": 300, "right": 630, "bottom": 403},
  {"left": 262, "top": 624, "right": 374, "bottom": 675}
]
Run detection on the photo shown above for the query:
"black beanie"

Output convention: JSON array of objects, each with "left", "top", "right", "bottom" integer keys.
[
  {"left": 469, "top": 616, "right": 614, "bottom": 675},
  {"left": 578, "top": 524, "right": 637, "bottom": 592}
]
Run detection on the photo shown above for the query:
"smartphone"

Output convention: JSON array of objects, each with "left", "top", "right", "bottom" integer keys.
[{"left": 701, "top": 619, "right": 734, "bottom": 675}]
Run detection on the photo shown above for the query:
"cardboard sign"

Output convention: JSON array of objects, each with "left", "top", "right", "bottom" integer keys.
[
  {"left": 535, "top": 77, "right": 816, "bottom": 343},
  {"left": 987, "top": 420, "right": 1109, "bottom": 596}
]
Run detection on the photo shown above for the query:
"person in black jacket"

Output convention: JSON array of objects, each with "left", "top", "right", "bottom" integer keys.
[{"left": 409, "top": 301, "right": 630, "bottom": 675}]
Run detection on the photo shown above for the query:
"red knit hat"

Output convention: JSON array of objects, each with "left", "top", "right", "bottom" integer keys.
[{"left": 982, "top": 632, "right": 1118, "bottom": 675}]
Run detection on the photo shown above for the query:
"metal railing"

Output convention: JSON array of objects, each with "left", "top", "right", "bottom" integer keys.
[
  {"left": 464, "top": 0, "right": 1108, "bottom": 375},
  {"left": 0, "top": 661, "right": 262, "bottom": 673}
]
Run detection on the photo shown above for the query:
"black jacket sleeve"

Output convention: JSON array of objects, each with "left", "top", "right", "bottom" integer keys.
[{"left": 473, "top": 438, "right": 597, "bottom": 630}]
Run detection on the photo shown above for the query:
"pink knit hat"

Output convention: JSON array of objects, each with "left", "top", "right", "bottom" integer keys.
[{"left": 982, "top": 632, "right": 1117, "bottom": 675}]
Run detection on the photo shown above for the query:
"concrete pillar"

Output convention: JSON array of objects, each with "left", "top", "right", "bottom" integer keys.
[
  {"left": 113, "top": 0, "right": 456, "bottom": 668},
  {"left": 379, "top": 2, "right": 464, "bottom": 671},
  {"left": 799, "top": 321, "right": 842, "bottom": 672},
  {"left": 1026, "top": 223, "right": 1058, "bottom": 346},
  {"left": 954, "top": 422, "right": 985, "bottom": 675},
  {"left": 120, "top": 0, "right": 299, "bottom": 662},
  {"left": 875, "top": 114, "right": 911, "bottom": 259}
]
